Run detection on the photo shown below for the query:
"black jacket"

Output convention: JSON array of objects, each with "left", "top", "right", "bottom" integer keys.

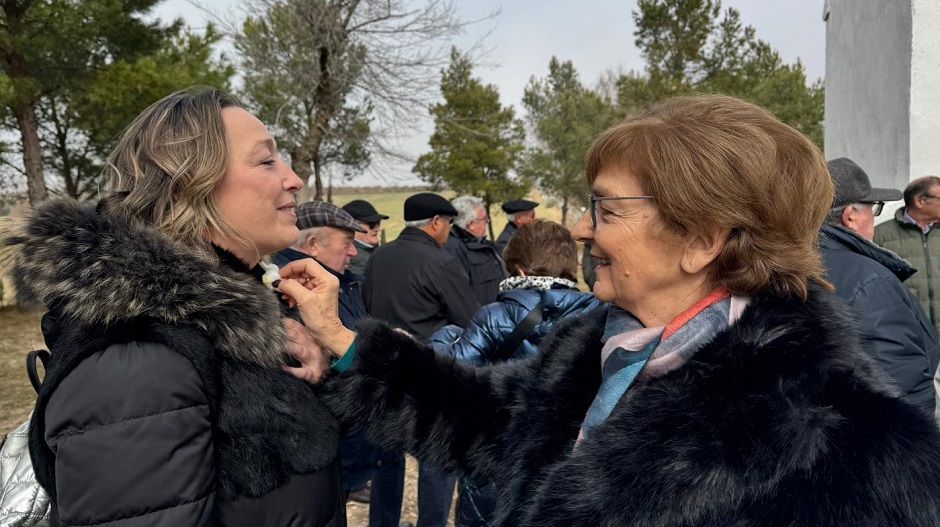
[
  {"left": 494, "top": 222, "right": 516, "bottom": 255},
  {"left": 364, "top": 227, "right": 479, "bottom": 341},
  {"left": 443, "top": 226, "right": 506, "bottom": 306},
  {"left": 7, "top": 200, "right": 345, "bottom": 527},
  {"left": 820, "top": 223, "right": 940, "bottom": 411},
  {"left": 322, "top": 287, "right": 940, "bottom": 526},
  {"left": 273, "top": 247, "right": 368, "bottom": 329}
]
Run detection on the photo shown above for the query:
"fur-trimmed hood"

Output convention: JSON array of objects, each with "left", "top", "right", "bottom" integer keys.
[{"left": 6, "top": 199, "right": 288, "bottom": 368}]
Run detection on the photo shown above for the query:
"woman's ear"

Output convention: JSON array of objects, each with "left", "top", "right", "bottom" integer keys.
[
  {"left": 679, "top": 226, "right": 732, "bottom": 275},
  {"left": 515, "top": 266, "right": 527, "bottom": 277}
]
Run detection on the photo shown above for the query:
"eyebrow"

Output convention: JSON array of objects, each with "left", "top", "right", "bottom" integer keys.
[{"left": 249, "top": 138, "right": 276, "bottom": 157}]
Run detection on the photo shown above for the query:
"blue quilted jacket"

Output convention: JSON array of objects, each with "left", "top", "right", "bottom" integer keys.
[{"left": 429, "top": 282, "right": 601, "bottom": 366}]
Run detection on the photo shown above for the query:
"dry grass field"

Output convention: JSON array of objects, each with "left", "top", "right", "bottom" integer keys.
[{"left": 0, "top": 187, "right": 583, "bottom": 526}]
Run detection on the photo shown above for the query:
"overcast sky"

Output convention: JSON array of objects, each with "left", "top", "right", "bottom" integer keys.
[{"left": 150, "top": 0, "right": 827, "bottom": 185}]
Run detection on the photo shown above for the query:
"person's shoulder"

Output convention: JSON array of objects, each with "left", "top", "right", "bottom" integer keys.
[
  {"left": 873, "top": 215, "right": 910, "bottom": 240},
  {"left": 45, "top": 340, "right": 208, "bottom": 440}
]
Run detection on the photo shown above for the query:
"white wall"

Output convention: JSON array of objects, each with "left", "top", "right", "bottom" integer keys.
[
  {"left": 908, "top": 0, "right": 940, "bottom": 181},
  {"left": 824, "top": 0, "right": 911, "bottom": 190}
]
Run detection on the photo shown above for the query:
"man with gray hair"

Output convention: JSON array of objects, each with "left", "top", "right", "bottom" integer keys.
[
  {"left": 444, "top": 195, "right": 506, "bottom": 305},
  {"left": 271, "top": 200, "right": 377, "bottom": 503},
  {"left": 819, "top": 158, "right": 940, "bottom": 412}
]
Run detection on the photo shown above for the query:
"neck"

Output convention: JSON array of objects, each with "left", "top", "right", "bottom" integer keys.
[
  {"left": 628, "top": 279, "right": 717, "bottom": 328},
  {"left": 907, "top": 207, "right": 935, "bottom": 230},
  {"left": 417, "top": 225, "right": 444, "bottom": 246},
  {"left": 213, "top": 241, "right": 259, "bottom": 268}
]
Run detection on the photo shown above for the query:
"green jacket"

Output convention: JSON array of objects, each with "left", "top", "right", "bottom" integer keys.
[{"left": 874, "top": 208, "right": 940, "bottom": 334}]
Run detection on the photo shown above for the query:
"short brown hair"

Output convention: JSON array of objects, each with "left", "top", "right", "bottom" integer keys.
[
  {"left": 503, "top": 219, "right": 578, "bottom": 282},
  {"left": 99, "top": 86, "right": 241, "bottom": 258},
  {"left": 585, "top": 95, "right": 833, "bottom": 300}
]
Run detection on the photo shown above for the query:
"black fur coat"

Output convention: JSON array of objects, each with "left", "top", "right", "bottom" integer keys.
[
  {"left": 324, "top": 287, "right": 940, "bottom": 526},
  {"left": 6, "top": 199, "right": 343, "bottom": 526}
]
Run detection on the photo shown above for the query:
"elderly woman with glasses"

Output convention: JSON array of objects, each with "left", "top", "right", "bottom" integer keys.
[{"left": 279, "top": 95, "right": 940, "bottom": 526}]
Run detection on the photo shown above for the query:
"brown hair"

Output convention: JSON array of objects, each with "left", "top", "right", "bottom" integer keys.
[
  {"left": 99, "top": 86, "right": 241, "bottom": 258},
  {"left": 585, "top": 94, "right": 833, "bottom": 300},
  {"left": 904, "top": 176, "right": 940, "bottom": 208},
  {"left": 503, "top": 219, "right": 578, "bottom": 282}
]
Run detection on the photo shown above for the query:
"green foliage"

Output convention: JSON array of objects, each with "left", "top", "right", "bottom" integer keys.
[
  {"left": 234, "top": 0, "right": 378, "bottom": 199},
  {"left": 620, "top": 0, "right": 824, "bottom": 148},
  {"left": 0, "top": 0, "right": 177, "bottom": 202},
  {"left": 413, "top": 48, "right": 528, "bottom": 217},
  {"left": 0, "top": 1, "right": 232, "bottom": 200},
  {"left": 36, "top": 23, "right": 233, "bottom": 199},
  {"left": 520, "top": 58, "right": 616, "bottom": 224}
]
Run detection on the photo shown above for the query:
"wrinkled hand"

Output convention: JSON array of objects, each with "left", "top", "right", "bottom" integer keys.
[
  {"left": 276, "top": 258, "right": 356, "bottom": 359},
  {"left": 283, "top": 318, "right": 332, "bottom": 383},
  {"left": 276, "top": 258, "right": 343, "bottom": 336}
]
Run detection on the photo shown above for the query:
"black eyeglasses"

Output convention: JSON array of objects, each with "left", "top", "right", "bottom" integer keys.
[
  {"left": 366, "top": 222, "right": 380, "bottom": 229},
  {"left": 861, "top": 202, "right": 885, "bottom": 216},
  {"left": 922, "top": 195, "right": 940, "bottom": 201},
  {"left": 588, "top": 194, "right": 653, "bottom": 228}
]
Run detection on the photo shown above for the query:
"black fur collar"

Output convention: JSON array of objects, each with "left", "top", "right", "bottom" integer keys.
[{"left": 6, "top": 199, "right": 288, "bottom": 368}]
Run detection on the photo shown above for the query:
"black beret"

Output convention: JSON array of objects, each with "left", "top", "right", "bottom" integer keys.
[
  {"left": 404, "top": 192, "right": 458, "bottom": 221},
  {"left": 501, "top": 199, "right": 539, "bottom": 214},
  {"left": 342, "top": 199, "right": 390, "bottom": 223}
]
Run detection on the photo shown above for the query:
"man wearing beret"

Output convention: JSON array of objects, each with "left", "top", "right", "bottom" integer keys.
[
  {"left": 271, "top": 201, "right": 378, "bottom": 502},
  {"left": 820, "top": 158, "right": 940, "bottom": 412},
  {"left": 495, "top": 198, "right": 538, "bottom": 254},
  {"left": 364, "top": 192, "right": 480, "bottom": 527},
  {"left": 342, "top": 199, "right": 390, "bottom": 275}
]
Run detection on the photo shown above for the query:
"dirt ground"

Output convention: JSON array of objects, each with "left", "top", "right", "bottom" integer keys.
[{"left": 0, "top": 306, "right": 447, "bottom": 526}]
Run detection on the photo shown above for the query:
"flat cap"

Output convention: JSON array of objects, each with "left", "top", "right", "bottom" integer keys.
[
  {"left": 342, "top": 199, "right": 389, "bottom": 223},
  {"left": 827, "top": 158, "right": 902, "bottom": 208},
  {"left": 501, "top": 199, "right": 539, "bottom": 214},
  {"left": 404, "top": 192, "right": 458, "bottom": 221},
  {"left": 296, "top": 201, "right": 366, "bottom": 233}
]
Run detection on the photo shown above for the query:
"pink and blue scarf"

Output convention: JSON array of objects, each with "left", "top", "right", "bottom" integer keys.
[{"left": 578, "top": 289, "right": 749, "bottom": 441}]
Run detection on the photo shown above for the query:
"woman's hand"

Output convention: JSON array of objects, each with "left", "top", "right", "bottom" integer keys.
[
  {"left": 276, "top": 258, "right": 356, "bottom": 357},
  {"left": 283, "top": 318, "right": 332, "bottom": 383}
]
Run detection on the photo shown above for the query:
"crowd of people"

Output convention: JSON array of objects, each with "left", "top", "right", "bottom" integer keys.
[{"left": 7, "top": 85, "right": 940, "bottom": 526}]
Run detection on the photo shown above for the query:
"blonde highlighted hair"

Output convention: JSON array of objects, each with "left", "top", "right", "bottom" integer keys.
[
  {"left": 99, "top": 86, "right": 240, "bottom": 257},
  {"left": 586, "top": 95, "right": 833, "bottom": 300}
]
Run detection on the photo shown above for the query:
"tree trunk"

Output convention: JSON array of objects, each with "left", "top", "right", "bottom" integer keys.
[
  {"left": 561, "top": 194, "right": 569, "bottom": 226},
  {"left": 3, "top": 1, "right": 46, "bottom": 206},
  {"left": 312, "top": 155, "right": 324, "bottom": 201},
  {"left": 294, "top": 45, "right": 335, "bottom": 205},
  {"left": 484, "top": 200, "right": 495, "bottom": 241},
  {"left": 16, "top": 104, "right": 47, "bottom": 206},
  {"left": 292, "top": 148, "right": 314, "bottom": 203}
]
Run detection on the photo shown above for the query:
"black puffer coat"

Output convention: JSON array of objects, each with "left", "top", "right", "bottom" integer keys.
[
  {"left": 323, "top": 286, "right": 940, "bottom": 526},
  {"left": 7, "top": 200, "right": 345, "bottom": 527}
]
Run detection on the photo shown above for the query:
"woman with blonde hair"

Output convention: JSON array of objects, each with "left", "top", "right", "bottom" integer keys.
[
  {"left": 7, "top": 87, "right": 343, "bottom": 526},
  {"left": 281, "top": 95, "right": 940, "bottom": 526}
]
